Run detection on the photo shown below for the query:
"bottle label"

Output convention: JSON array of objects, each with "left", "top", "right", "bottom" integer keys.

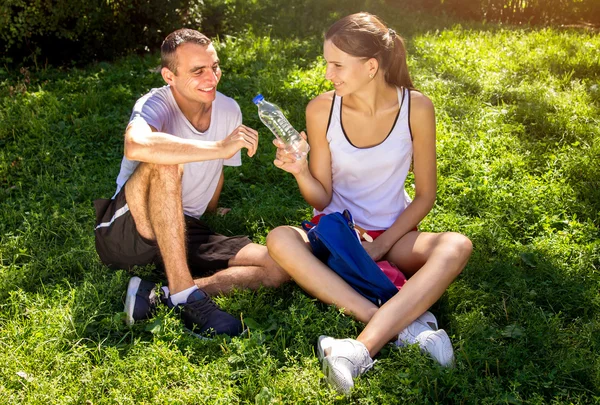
[{"left": 274, "top": 116, "right": 297, "bottom": 139}]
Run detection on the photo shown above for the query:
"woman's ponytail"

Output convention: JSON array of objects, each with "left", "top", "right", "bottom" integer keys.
[{"left": 385, "top": 34, "right": 414, "bottom": 90}]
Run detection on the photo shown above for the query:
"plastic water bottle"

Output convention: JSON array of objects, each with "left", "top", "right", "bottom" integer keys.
[{"left": 252, "top": 94, "right": 310, "bottom": 160}]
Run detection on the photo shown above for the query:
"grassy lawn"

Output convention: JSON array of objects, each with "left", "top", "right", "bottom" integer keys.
[{"left": 1, "top": 5, "right": 599, "bottom": 404}]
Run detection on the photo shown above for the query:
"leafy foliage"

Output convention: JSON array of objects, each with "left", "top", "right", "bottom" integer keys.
[
  {"left": 199, "top": 0, "right": 384, "bottom": 39},
  {"left": 0, "top": 0, "right": 198, "bottom": 66}
]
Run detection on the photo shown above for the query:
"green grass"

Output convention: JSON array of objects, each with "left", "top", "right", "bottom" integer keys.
[{"left": 1, "top": 6, "right": 600, "bottom": 404}]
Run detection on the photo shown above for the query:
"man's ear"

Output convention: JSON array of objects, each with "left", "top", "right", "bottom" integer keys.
[{"left": 161, "top": 67, "right": 175, "bottom": 85}]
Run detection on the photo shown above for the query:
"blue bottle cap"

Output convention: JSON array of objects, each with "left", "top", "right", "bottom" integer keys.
[{"left": 252, "top": 94, "right": 264, "bottom": 105}]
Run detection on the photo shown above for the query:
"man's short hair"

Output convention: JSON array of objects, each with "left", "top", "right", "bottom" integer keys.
[{"left": 161, "top": 29, "right": 211, "bottom": 74}]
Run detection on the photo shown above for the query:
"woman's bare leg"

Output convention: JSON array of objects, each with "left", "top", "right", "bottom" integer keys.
[
  {"left": 266, "top": 226, "right": 378, "bottom": 323},
  {"left": 357, "top": 231, "right": 472, "bottom": 357}
]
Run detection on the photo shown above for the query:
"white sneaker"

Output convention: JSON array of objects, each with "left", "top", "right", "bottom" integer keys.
[
  {"left": 317, "top": 336, "right": 374, "bottom": 394},
  {"left": 396, "top": 311, "right": 454, "bottom": 367},
  {"left": 415, "top": 329, "right": 455, "bottom": 367},
  {"left": 317, "top": 335, "right": 335, "bottom": 361},
  {"left": 396, "top": 311, "right": 439, "bottom": 346}
]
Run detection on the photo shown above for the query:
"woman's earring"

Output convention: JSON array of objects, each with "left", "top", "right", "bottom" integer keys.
[{"left": 369, "top": 73, "right": 374, "bottom": 79}]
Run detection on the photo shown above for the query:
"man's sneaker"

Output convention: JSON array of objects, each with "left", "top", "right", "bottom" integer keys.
[
  {"left": 317, "top": 336, "right": 374, "bottom": 394},
  {"left": 396, "top": 311, "right": 438, "bottom": 346},
  {"left": 124, "top": 276, "right": 162, "bottom": 326},
  {"left": 414, "top": 329, "right": 455, "bottom": 367},
  {"left": 167, "top": 289, "right": 243, "bottom": 337}
]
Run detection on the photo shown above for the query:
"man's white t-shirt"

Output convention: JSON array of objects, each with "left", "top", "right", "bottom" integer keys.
[{"left": 114, "top": 86, "right": 242, "bottom": 218}]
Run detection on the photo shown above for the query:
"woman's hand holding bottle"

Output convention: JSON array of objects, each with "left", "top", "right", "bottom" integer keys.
[{"left": 273, "top": 131, "right": 309, "bottom": 175}]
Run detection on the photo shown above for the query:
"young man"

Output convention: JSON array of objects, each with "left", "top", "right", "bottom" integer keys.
[{"left": 94, "top": 29, "right": 289, "bottom": 337}]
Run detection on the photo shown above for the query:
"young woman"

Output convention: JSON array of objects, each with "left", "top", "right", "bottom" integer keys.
[{"left": 266, "top": 12, "right": 472, "bottom": 393}]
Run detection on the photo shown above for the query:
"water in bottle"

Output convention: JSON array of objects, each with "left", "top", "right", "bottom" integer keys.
[{"left": 252, "top": 94, "right": 310, "bottom": 160}]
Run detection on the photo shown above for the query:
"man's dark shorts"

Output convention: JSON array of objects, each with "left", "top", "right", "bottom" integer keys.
[{"left": 94, "top": 186, "right": 252, "bottom": 277}]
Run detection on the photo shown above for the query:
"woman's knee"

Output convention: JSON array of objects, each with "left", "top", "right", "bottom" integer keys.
[
  {"left": 440, "top": 232, "right": 473, "bottom": 269},
  {"left": 453, "top": 232, "right": 473, "bottom": 260},
  {"left": 266, "top": 226, "right": 300, "bottom": 256}
]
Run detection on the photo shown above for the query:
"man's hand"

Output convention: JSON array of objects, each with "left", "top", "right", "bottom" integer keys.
[
  {"left": 216, "top": 207, "right": 231, "bottom": 216},
  {"left": 273, "top": 131, "right": 308, "bottom": 175},
  {"left": 220, "top": 125, "right": 259, "bottom": 158}
]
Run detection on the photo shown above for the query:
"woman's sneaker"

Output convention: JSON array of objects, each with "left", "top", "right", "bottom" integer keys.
[
  {"left": 124, "top": 276, "right": 163, "bottom": 326},
  {"left": 396, "top": 311, "right": 438, "bottom": 346},
  {"left": 414, "top": 329, "right": 455, "bottom": 367},
  {"left": 166, "top": 289, "right": 243, "bottom": 337},
  {"left": 317, "top": 336, "right": 374, "bottom": 394},
  {"left": 395, "top": 311, "right": 454, "bottom": 367}
]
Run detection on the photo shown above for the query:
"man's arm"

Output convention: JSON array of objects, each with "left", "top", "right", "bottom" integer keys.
[{"left": 124, "top": 119, "right": 258, "bottom": 164}]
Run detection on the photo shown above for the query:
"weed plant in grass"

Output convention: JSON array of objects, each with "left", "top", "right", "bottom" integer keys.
[{"left": 1, "top": 7, "right": 599, "bottom": 404}]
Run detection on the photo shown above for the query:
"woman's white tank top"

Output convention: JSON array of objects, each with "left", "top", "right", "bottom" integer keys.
[{"left": 315, "top": 87, "right": 413, "bottom": 230}]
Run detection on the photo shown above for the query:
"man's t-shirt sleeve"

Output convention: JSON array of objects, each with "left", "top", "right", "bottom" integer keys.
[
  {"left": 128, "top": 91, "right": 169, "bottom": 132},
  {"left": 224, "top": 106, "right": 242, "bottom": 167}
]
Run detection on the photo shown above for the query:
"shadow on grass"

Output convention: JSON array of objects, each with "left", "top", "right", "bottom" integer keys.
[
  {"left": 438, "top": 228, "right": 600, "bottom": 400},
  {"left": 491, "top": 89, "right": 600, "bottom": 223}
]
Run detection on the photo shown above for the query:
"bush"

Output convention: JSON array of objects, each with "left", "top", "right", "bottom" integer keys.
[
  {"left": 0, "top": 0, "right": 390, "bottom": 67},
  {"left": 0, "top": 0, "right": 199, "bottom": 66},
  {"left": 1, "top": 0, "right": 387, "bottom": 67}
]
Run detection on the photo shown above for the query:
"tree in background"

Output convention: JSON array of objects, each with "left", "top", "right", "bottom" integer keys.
[
  {"left": 0, "top": 0, "right": 382, "bottom": 67},
  {"left": 0, "top": 0, "right": 200, "bottom": 66}
]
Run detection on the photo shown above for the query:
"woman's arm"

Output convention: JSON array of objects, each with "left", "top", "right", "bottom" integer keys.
[
  {"left": 273, "top": 93, "right": 335, "bottom": 211},
  {"left": 363, "top": 91, "right": 438, "bottom": 261}
]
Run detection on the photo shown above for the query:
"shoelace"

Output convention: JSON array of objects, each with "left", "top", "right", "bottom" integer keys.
[
  {"left": 327, "top": 340, "right": 375, "bottom": 378},
  {"left": 182, "top": 295, "right": 220, "bottom": 324},
  {"left": 347, "top": 349, "right": 375, "bottom": 378},
  {"left": 356, "top": 359, "right": 375, "bottom": 376}
]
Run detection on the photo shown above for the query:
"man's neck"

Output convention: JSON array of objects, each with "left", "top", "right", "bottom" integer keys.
[{"left": 170, "top": 87, "right": 213, "bottom": 132}]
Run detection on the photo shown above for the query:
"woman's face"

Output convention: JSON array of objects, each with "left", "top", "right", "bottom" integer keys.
[{"left": 323, "top": 40, "right": 372, "bottom": 97}]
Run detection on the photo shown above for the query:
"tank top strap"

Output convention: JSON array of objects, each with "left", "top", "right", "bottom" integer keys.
[
  {"left": 397, "top": 86, "right": 414, "bottom": 141},
  {"left": 326, "top": 93, "right": 340, "bottom": 133},
  {"left": 396, "top": 87, "right": 407, "bottom": 120}
]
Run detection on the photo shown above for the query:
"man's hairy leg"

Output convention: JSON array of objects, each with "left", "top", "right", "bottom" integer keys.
[
  {"left": 125, "top": 163, "right": 195, "bottom": 294},
  {"left": 194, "top": 243, "right": 290, "bottom": 295}
]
